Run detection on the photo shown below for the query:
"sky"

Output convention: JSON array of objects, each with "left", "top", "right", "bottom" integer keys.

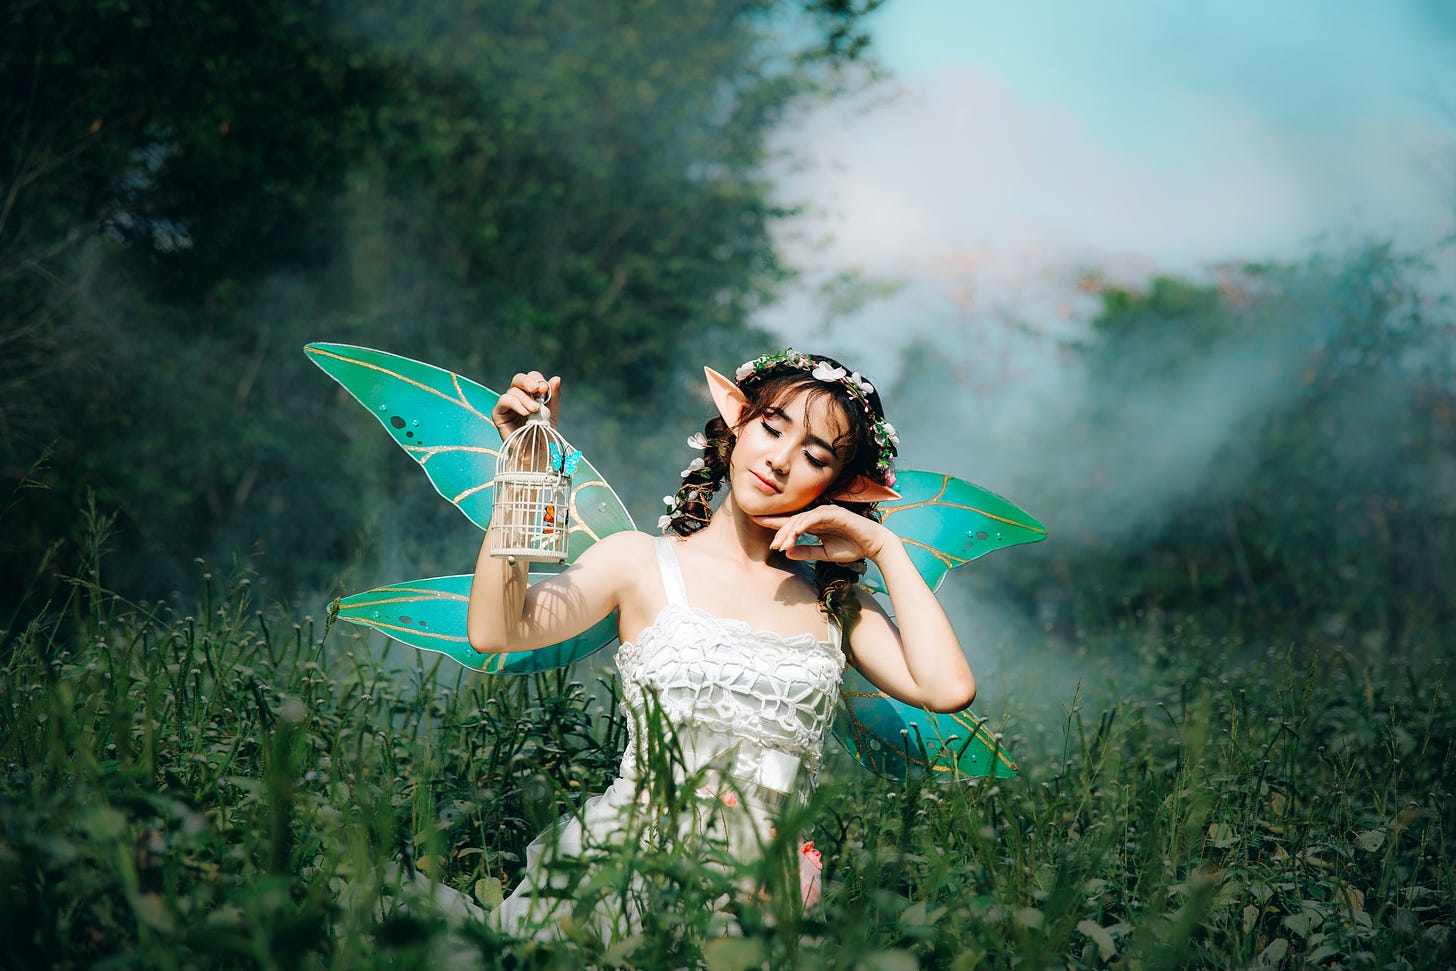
[{"left": 764, "top": 0, "right": 1456, "bottom": 354}]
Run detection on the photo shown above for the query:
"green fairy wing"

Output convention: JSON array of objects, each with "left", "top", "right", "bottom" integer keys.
[
  {"left": 836, "top": 471, "right": 1044, "bottom": 779},
  {"left": 327, "top": 574, "right": 619, "bottom": 674},
  {"left": 308, "top": 343, "right": 634, "bottom": 670},
  {"left": 305, "top": 342, "right": 635, "bottom": 557},
  {"left": 858, "top": 470, "right": 1047, "bottom": 595},
  {"left": 834, "top": 669, "right": 1018, "bottom": 779}
]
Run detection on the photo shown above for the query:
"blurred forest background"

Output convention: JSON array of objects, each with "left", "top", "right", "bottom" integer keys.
[
  {"left": 3, "top": 0, "right": 1454, "bottom": 646},
  {"left": 4, "top": 4, "right": 1456, "bottom": 967}
]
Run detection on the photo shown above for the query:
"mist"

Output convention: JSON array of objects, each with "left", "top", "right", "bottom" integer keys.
[{"left": 5, "top": 2, "right": 1451, "bottom": 711}]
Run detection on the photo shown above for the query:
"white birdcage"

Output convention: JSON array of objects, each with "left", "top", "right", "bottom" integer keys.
[{"left": 490, "top": 393, "right": 575, "bottom": 563}]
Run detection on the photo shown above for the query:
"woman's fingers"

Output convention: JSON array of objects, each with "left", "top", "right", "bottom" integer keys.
[
  {"left": 754, "top": 505, "right": 889, "bottom": 563},
  {"left": 754, "top": 506, "right": 883, "bottom": 560},
  {"left": 493, "top": 371, "right": 561, "bottom": 435},
  {"left": 770, "top": 509, "right": 841, "bottom": 552},
  {"left": 545, "top": 375, "right": 562, "bottom": 425},
  {"left": 769, "top": 512, "right": 810, "bottom": 550}
]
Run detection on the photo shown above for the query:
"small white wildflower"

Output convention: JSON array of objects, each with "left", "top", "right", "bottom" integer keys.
[
  {"left": 680, "top": 457, "right": 706, "bottom": 477},
  {"left": 735, "top": 361, "right": 755, "bottom": 380},
  {"left": 663, "top": 495, "right": 676, "bottom": 507},
  {"left": 850, "top": 372, "right": 874, "bottom": 394},
  {"left": 882, "top": 421, "right": 899, "bottom": 447},
  {"left": 811, "top": 362, "right": 846, "bottom": 383},
  {"left": 687, "top": 432, "right": 708, "bottom": 449},
  {"left": 657, "top": 514, "right": 673, "bottom": 530}
]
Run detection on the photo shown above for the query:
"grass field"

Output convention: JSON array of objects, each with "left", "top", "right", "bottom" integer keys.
[{"left": 1, "top": 559, "right": 1451, "bottom": 969}]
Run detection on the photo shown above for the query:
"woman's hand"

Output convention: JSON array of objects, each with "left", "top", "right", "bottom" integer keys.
[
  {"left": 492, "top": 371, "right": 561, "bottom": 438},
  {"left": 753, "top": 506, "right": 895, "bottom": 564},
  {"left": 765, "top": 506, "right": 975, "bottom": 713}
]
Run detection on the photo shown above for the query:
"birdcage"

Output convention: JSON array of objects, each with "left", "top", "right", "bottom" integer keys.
[{"left": 490, "top": 394, "right": 576, "bottom": 563}]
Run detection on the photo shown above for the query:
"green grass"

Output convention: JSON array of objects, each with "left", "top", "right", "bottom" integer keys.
[{"left": 1, "top": 556, "right": 1451, "bottom": 969}]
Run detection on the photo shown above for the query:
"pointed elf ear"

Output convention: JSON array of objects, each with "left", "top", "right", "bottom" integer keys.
[
  {"left": 830, "top": 476, "right": 901, "bottom": 504},
  {"left": 707, "top": 365, "right": 900, "bottom": 503},
  {"left": 704, "top": 367, "right": 750, "bottom": 427}
]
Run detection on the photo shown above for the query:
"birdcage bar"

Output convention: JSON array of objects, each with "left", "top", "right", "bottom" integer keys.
[
  {"left": 490, "top": 471, "right": 570, "bottom": 562},
  {"left": 489, "top": 394, "right": 574, "bottom": 564}
]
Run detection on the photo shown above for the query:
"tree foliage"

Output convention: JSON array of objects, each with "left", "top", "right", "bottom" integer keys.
[
  {"left": 0, "top": 0, "right": 884, "bottom": 612},
  {"left": 1041, "top": 247, "right": 1456, "bottom": 638}
]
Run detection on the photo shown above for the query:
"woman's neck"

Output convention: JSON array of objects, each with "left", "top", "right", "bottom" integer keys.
[{"left": 695, "top": 492, "right": 778, "bottom": 564}]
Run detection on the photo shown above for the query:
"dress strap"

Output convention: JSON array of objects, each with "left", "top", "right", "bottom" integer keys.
[{"left": 653, "top": 536, "right": 691, "bottom": 609}]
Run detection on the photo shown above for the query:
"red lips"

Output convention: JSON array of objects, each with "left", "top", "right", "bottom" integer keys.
[{"left": 749, "top": 470, "right": 781, "bottom": 494}]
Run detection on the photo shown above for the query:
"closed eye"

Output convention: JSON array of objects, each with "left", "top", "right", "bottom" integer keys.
[
  {"left": 804, "top": 452, "right": 828, "bottom": 469},
  {"left": 760, "top": 420, "right": 781, "bottom": 438}
]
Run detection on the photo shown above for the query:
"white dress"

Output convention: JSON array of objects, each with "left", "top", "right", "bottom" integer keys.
[{"left": 492, "top": 536, "right": 846, "bottom": 938}]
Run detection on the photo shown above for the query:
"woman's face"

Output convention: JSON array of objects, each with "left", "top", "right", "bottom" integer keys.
[{"left": 728, "top": 387, "right": 850, "bottom": 515}]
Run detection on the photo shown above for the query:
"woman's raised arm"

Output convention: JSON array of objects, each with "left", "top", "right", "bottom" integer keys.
[
  {"left": 468, "top": 368, "right": 633, "bottom": 654},
  {"left": 467, "top": 530, "right": 638, "bottom": 654},
  {"left": 759, "top": 505, "right": 976, "bottom": 713}
]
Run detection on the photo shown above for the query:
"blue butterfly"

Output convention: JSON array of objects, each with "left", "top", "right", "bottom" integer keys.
[{"left": 549, "top": 441, "right": 583, "bottom": 475}]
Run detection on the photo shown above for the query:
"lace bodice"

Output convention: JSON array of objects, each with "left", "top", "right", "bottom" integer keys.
[
  {"left": 488, "top": 537, "right": 842, "bottom": 935},
  {"left": 613, "top": 538, "right": 846, "bottom": 795}
]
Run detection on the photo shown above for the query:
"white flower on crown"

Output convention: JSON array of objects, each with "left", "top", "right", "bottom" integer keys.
[
  {"left": 680, "top": 457, "right": 706, "bottom": 477},
  {"left": 882, "top": 421, "right": 900, "bottom": 448},
  {"left": 811, "top": 362, "right": 846, "bottom": 383},
  {"left": 849, "top": 372, "right": 874, "bottom": 395},
  {"left": 662, "top": 496, "right": 676, "bottom": 508},
  {"left": 657, "top": 514, "right": 673, "bottom": 530},
  {"left": 687, "top": 432, "right": 708, "bottom": 449},
  {"left": 735, "top": 361, "right": 756, "bottom": 381}
]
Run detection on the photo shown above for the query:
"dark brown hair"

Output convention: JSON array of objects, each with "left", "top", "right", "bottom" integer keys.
[{"left": 667, "top": 356, "right": 893, "bottom": 633}]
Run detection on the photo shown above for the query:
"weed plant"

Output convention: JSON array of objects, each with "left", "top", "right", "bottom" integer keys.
[{"left": 1, "top": 539, "right": 1451, "bottom": 968}]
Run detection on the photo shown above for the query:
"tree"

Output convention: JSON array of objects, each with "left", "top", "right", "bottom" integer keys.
[
  {"left": 1041, "top": 247, "right": 1456, "bottom": 638},
  {"left": 0, "top": 0, "right": 885, "bottom": 613}
]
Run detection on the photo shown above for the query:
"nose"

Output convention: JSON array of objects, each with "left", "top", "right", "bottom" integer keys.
[{"left": 765, "top": 440, "right": 792, "bottom": 475}]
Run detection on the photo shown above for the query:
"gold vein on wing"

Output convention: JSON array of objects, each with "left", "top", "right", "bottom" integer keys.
[
  {"left": 452, "top": 479, "right": 497, "bottom": 504},
  {"left": 839, "top": 695, "right": 1017, "bottom": 772},
  {"left": 402, "top": 444, "right": 500, "bottom": 468},
  {"left": 884, "top": 499, "right": 1047, "bottom": 535},
  {"left": 344, "top": 587, "right": 469, "bottom": 605},
  {"left": 839, "top": 706, "right": 934, "bottom": 770},
  {"left": 357, "top": 620, "right": 468, "bottom": 643},
  {"left": 899, "top": 537, "right": 961, "bottom": 568},
  {"left": 306, "top": 347, "right": 495, "bottom": 423},
  {"left": 880, "top": 475, "right": 1046, "bottom": 535},
  {"left": 567, "top": 478, "right": 611, "bottom": 541}
]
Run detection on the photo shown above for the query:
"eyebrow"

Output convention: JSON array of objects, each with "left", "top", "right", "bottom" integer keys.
[{"left": 763, "top": 406, "right": 841, "bottom": 457}]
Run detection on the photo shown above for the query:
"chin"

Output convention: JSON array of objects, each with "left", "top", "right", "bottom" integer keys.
[{"left": 734, "top": 481, "right": 790, "bottom": 515}]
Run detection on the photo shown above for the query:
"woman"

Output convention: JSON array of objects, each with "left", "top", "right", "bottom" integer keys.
[{"left": 468, "top": 350, "right": 975, "bottom": 937}]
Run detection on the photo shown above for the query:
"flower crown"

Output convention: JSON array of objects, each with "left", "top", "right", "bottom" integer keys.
[
  {"left": 732, "top": 349, "right": 899, "bottom": 480},
  {"left": 657, "top": 350, "right": 898, "bottom": 531}
]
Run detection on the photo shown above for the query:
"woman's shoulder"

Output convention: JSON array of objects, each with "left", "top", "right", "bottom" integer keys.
[
  {"left": 571, "top": 531, "right": 661, "bottom": 608},
  {"left": 579, "top": 529, "right": 658, "bottom": 563},
  {"left": 570, "top": 530, "right": 667, "bottom": 582}
]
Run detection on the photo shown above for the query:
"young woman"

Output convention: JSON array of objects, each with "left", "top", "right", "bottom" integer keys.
[{"left": 467, "top": 350, "right": 976, "bottom": 936}]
